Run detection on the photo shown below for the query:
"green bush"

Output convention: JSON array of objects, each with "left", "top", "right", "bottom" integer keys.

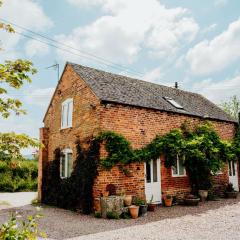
[
  {"left": 0, "top": 160, "right": 38, "bottom": 192},
  {"left": 0, "top": 213, "right": 46, "bottom": 239}
]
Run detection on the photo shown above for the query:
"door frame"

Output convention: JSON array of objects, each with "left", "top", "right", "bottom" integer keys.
[
  {"left": 228, "top": 160, "right": 239, "bottom": 191},
  {"left": 144, "top": 158, "right": 162, "bottom": 203}
]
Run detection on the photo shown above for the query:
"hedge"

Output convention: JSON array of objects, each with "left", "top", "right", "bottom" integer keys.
[{"left": 0, "top": 160, "right": 38, "bottom": 192}]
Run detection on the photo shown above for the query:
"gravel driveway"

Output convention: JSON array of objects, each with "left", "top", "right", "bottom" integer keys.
[
  {"left": 0, "top": 192, "right": 37, "bottom": 210},
  {"left": 0, "top": 198, "right": 239, "bottom": 239}
]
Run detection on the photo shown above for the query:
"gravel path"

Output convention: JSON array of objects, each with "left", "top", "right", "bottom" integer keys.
[
  {"left": 0, "top": 192, "right": 37, "bottom": 210},
  {"left": 69, "top": 200, "right": 240, "bottom": 240},
  {"left": 0, "top": 198, "right": 239, "bottom": 239}
]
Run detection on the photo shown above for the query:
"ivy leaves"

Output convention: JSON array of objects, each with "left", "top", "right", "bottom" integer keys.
[{"left": 98, "top": 122, "right": 239, "bottom": 189}]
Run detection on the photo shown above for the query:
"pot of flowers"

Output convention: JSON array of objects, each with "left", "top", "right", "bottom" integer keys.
[
  {"left": 164, "top": 195, "right": 173, "bottom": 207},
  {"left": 184, "top": 194, "right": 200, "bottom": 206},
  {"left": 134, "top": 198, "right": 147, "bottom": 217},
  {"left": 147, "top": 195, "right": 157, "bottom": 212},
  {"left": 198, "top": 190, "right": 208, "bottom": 202},
  {"left": 124, "top": 195, "right": 133, "bottom": 206},
  {"left": 128, "top": 205, "right": 139, "bottom": 219},
  {"left": 225, "top": 183, "right": 238, "bottom": 199}
]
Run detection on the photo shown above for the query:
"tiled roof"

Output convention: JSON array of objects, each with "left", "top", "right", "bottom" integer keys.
[{"left": 70, "top": 62, "right": 237, "bottom": 123}]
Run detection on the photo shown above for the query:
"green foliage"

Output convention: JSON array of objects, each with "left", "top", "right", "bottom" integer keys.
[
  {"left": 0, "top": 60, "right": 37, "bottom": 118},
  {"left": 0, "top": 160, "right": 38, "bottom": 192},
  {"left": 134, "top": 198, "right": 146, "bottom": 206},
  {"left": 220, "top": 95, "right": 240, "bottom": 121},
  {"left": 0, "top": 213, "right": 46, "bottom": 239},
  {"left": 94, "top": 212, "right": 102, "bottom": 218},
  {"left": 0, "top": 9, "right": 39, "bottom": 161},
  {"left": 97, "top": 122, "right": 239, "bottom": 191},
  {"left": 106, "top": 211, "right": 120, "bottom": 219},
  {"left": 42, "top": 139, "right": 100, "bottom": 214},
  {"left": 0, "top": 133, "right": 40, "bottom": 161}
]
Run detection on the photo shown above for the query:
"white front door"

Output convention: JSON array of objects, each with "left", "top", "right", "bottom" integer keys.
[
  {"left": 229, "top": 161, "right": 239, "bottom": 191},
  {"left": 145, "top": 159, "right": 161, "bottom": 203}
]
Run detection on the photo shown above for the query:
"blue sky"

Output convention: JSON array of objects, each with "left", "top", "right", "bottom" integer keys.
[{"left": 0, "top": 0, "right": 240, "bottom": 154}]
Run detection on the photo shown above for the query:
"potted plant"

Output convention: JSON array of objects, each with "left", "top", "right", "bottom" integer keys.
[
  {"left": 164, "top": 195, "right": 173, "bottom": 207},
  {"left": 147, "top": 195, "right": 156, "bottom": 211},
  {"left": 123, "top": 195, "right": 132, "bottom": 206},
  {"left": 184, "top": 194, "right": 200, "bottom": 206},
  {"left": 134, "top": 198, "right": 147, "bottom": 217},
  {"left": 128, "top": 205, "right": 139, "bottom": 219},
  {"left": 225, "top": 183, "right": 238, "bottom": 198}
]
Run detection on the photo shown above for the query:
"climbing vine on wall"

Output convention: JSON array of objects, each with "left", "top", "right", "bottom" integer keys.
[
  {"left": 42, "top": 139, "right": 100, "bottom": 214},
  {"left": 42, "top": 122, "right": 239, "bottom": 213},
  {"left": 97, "top": 122, "right": 239, "bottom": 191}
]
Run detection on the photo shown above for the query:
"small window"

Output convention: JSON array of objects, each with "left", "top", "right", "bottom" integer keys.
[
  {"left": 172, "top": 155, "right": 186, "bottom": 177},
  {"left": 164, "top": 97, "right": 184, "bottom": 109},
  {"left": 60, "top": 149, "right": 73, "bottom": 178},
  {"left": 61, "top": 98, "right": 73, "bottom": 129}
]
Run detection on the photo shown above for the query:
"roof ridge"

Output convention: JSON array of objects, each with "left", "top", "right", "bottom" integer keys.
[{"left": 69, "top": 62, "right": 200, "bottom": 97}]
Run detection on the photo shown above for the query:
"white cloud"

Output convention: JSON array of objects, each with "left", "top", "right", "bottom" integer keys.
[
  {"left": 24, "top": 88, "right": 55, "bottom": 107},
  {"left": 24, "top": 40, "right": 50, "bottom": 57},
  {"left": 202, "top": 23, "right": 217, "bottom": 34},
  {"left": 191, "top": 74, "right": 240, "bottom": 103},
  {"left": 214, "top": 0, "right": 228, "bottom": 7},
  {"left": 60, "top": 0, "right": 199, "bottom": 64},
  {"left": 0, "top": 0, "right": 53, "bottom": 59},
  {"left": 143, "top": 67, "right": 164, "bottom": 83},
  {"left": 186, "top": 18, "right": 240, "bottom": 75}
]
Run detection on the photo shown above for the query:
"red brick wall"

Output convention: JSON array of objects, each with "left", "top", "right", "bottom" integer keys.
[
  {"left": 42, "top": 65, "right": 101, "bottom": 161},
  {"left": 92, "top": 103, "right": 236, "bottom": 199},
  {"left": 39, "top": 65, "right": 237, "bottom": 202}
]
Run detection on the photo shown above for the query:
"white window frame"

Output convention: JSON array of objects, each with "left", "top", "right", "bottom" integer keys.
[
  {"left": 60, "top": 149, "right": 73, "bottom": 179},
  {"left": 172, "top": 155, "right": 186, "bottom": 177},
  {"left": 61, "top": 98, "right": 73, "bottom": 129}
]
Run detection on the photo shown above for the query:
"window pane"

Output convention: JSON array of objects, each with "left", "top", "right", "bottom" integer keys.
[
  {"left": 172, "top": 158, "right": 178, "bottom": 175},
  {"left": 61, "top": 156, "right": 66, "bottom": 178},
  {"left": 232, "top": 161, "right": 235, "bottom": 176},
  {"left": 178, "top": 157, "right": 185, "bottom": 176},
  {"left": 146, "top": 161, "right": 151, "bottom": 183},
  {"left": 67, "top": 101, "right": 73, "bottom": 127},
  {"left": 153, "top": 159, "right": 158, "bottom": 182},
  {"left": 229, "top": 161, "right": 232, "bottom": 176},
  {"left": 67, "top": 153, "right": 73, "bottom": 177}
]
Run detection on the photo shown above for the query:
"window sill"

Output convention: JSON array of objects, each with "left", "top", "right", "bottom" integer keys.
[
  {"left": 60, "top": 126, "right": 72, "bottom": 131},
  {"left": 172, "top": 174, "right": 187, "bottom": 178}
]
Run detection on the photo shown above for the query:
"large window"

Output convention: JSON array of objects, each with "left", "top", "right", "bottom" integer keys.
[
  {"left": 60, "top": 149, "right": 73, "bottom": 178},
  {"left": 172, "top": 155, "right": 186, "bottom": 177},
  {"left": 61, "top": 98, "right": 73, "bottom": 129}
]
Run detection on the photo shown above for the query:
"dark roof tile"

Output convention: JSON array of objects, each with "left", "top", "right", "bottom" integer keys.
[{"left": 70, "top": 62, "right": 237, "bottom": 123}]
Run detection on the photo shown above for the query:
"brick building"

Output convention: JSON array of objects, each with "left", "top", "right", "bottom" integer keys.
[{"left": 38, "top": 62, "right": 239, "bottom": 203}]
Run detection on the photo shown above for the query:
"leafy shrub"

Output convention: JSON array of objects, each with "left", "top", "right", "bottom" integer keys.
[
  {"left": 0, "top": 213, "right": 46, "bottom": 239},
  {"left": 106, "top": 211, "right": 120, "bottom": 219},
  {"left": 94, "top": 212, "right": 102, "bottom": 218},
  {"left": 0, "top": 160, "right": 38, "bottom": 192}
]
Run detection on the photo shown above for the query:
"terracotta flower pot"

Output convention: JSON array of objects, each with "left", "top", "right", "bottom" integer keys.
[
  {"left": 226, "top": 191, "right": 238, "bottom": 199},
  {"left": 128, "top": 205, "right": 139, "bottom": 219},
  {"left": 164, "top": 197, "right": 173, "bottom": 207},
  {"left": 198, "top": 190, "right": 208, "bottom": 201},
  {"left": 147, "top": 203, "right": 156, "bottom": 211},
  {"left": 102, "top": 191, "right": 109, "bottom": 197},
  {"left": 124, "top": 195, "right": 132, "bottom": 206}
]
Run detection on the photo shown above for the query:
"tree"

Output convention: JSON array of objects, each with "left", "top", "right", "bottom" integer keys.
[
  {"left": 220, "top": 95, "right": 240, "bottom": 121},
  {"left": 0, "top": 1, "right": 39, "bottom": 161}
]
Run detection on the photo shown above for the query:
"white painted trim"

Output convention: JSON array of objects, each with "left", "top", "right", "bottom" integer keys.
[
  {"left": 61, "top": 98, "right": 73, "bottom": 129},
  {"left": 171, "top": 155, "right": 186, "bottom": 177},
  {"left": 60, "top": 149, "right": 73, "bottom": 179}
]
